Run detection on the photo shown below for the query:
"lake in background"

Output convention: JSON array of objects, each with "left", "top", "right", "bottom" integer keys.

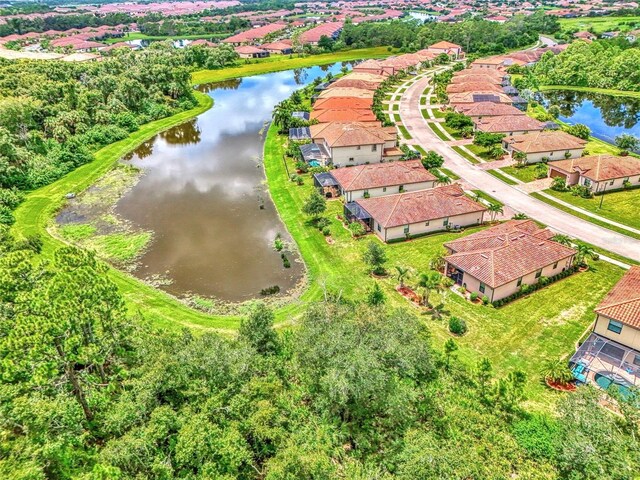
[
  {"left": 538, "top": 90, "right": 640, "bottom": 150},
  {"left": 115, "top": 63, "right": 346, "bottom": 302}
]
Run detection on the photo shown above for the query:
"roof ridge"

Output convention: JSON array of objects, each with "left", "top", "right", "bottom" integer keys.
[
  {"left": 386, "top": 194, "right": 403, "bottom": 227},
  {"left": 596, "top": 297, "right": 640, "bottom": 311}
]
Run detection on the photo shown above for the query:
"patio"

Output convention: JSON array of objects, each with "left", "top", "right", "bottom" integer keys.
[{"left": 570, "top": 333, "right": 640, "bottom": 391}]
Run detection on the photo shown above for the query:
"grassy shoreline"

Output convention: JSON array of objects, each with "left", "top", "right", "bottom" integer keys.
[
  {"left": 539, "top": 85, "right": 640, "bottom": 99},
  {"left": 192, "top": 47, "right": 393, "bottom": 84}
]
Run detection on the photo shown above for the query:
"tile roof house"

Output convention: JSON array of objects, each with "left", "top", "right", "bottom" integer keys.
[
  {"left": 503, "top": 130, "right": 587, "bottom": 163},
  {"left": 446, "top": 81, "right": 503, "bottom": 94},
  {"left": 222, "top": 23, "right": 287, "bottom": 45},
  {"left": 299, "top": 21, "right": 343, "bottom": 45},
  {"left": 448, "top": 91, "right": 513, "bottom": 105},
  {"left": 310, "top": 108, "right": 377, "bottom": 124},
  {"left": 234, "top": 45, "right": 269, "bottom": 58},
  {"left": 548, "top": 154, "right": 640, "bottom": 192},
  {"left": 474, "top": 115, "right": 546, "bottom": 135},
  {"left": 312, "top": 97, "right": 373, "bottom": 110},
  {"left": 444, "top": 220, "right": 576, "bottom": 302},
  {"left": 427, "top": 40, "right": 463, "bottom": 59},
  {"left": 317, "top": 87, "right": 375, "bottom": 100},
  {"left": 570, "top": 266, "right": 640, "bottom": 390},
  {"left": 261, "top": 39, "right": 292, "bottom": 54},
  {"left": 328, "top": 76, "right": 384, "bottom": 91},
  {"left": 326, "top": 159, "right": 437, "bottom": 202},
  {"left": 310, "top": 122, "right": 400, "bottom": 167},
  {"left": 349, "top": 184, "right": 486, "bottom": 242},
  {"left": 455, "top": 102, "right": 525, "bottom": 118}
]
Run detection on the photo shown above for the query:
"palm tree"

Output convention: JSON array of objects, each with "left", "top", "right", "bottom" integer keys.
[
  {"left": 512, "top": 213, "right": 528, "bottom": 220},
  {"left": 552, "top": 234, "right": 572, "bottom": 247},
  {"left": 487, "top": 203, "right": 504, "bottom": 222},
  {"left": 418, "top": 270, "right": 444, "bottom": 307},
  {"left": 272, "top": 101, "right": 292, "bottom": 128},
  {"left": 436, "top": 174, "right": 452, "bottom": 186},
  {"left": 513, "top": 151, "right": 527, "bottom": 167},
  {"left": 540, "top": 358, "right": 574, "bottom": 386},
  {"left": 575, "top": 243, "right": 599, "bottom": 267},
  {"left": 395, "top": 266, "right": 410, "bottom": 288}
]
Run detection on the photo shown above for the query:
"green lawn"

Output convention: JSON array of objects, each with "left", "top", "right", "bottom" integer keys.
[
  {"left": 428, "top": 122, "right": 450, "bottom": 141},
  {"left": 437, "top": 167, "right": 460, "bottom": 180},
  {"left": 263, "top": 124, "right": 625, "bottom": 406},
  {"left": 486, "top": 169, "right": 519, "bottom": 185},
  {"left": 466, "top": 144, "right": 494, "bottom": 161},
  {"left": 452, "top": 145, "right": 480, "bottom": 164},
  {"left": 500, "top": 164, "right": 546, "bottom": 183},
  {"left": 421, "top": 109, "right": 430, "bottom": 120},
  {"left": 431, "top": 108, "right": 446, "bottom": 119},
  {"left": 420, "top": 96, "right": 427, "bottom": 106},
  {"left": 398, "top": 124, "right": 412, "bottom": 139},
  {"left": 558, "top": 16, "right": 640, "bottom": 34},
  {"left": 471, "top": 189, "right": 503, "bottom": 207},
  {"left": 440, "top": 123, "right": 462, "bottom": 140},
  {"left": 104, "top": 32, "right": 227, "bottom": 44},
  {"left": 192, "top": 47, "right": 394, "bottom": 84},
  {"left": 544, "top": 187, "right": 640, "bottom": 231},
  {"left": 539, "top": 85, "right": 640, "bottom": 100},
  {"left": 530, "top": 192, "right": 640, "bottom": 240}
]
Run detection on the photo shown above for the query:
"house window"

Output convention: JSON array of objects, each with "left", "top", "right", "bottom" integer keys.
[
  {"left": 517, "top": 277, "right": 522, "bottom": 287},
  {"left": 425, "top": 221, "right": 430, "bottom": 226},
  {"left": 584, "top": 178, "right": 591, "bottom": 187},
  {"left": 553, "top": 262, "right": 558, "bottom": 269},
  {"left": 356, "top": 146, "right": 361, "bottom": 150},
  {"left": 607, "top": 320, "right": 623, "bottom": 334},
  {"left": 399, "top": 185, "right": 404, "bottom": 192},
  {"left": 634, "top": 355, "right": 640, "bottom": 367},
  {"left": 549, "top": 152, "right": 553, "bottom": 157},
  {"left": 609, "top": 180, "right": 614, "bottom": 186},
  {"left": 479, "top": 282, "right": 486, "bottom": 294},
  {"left": 377, "top": 223, "right": 381, "bottom": 232},
  {"left": 443, "top": 218, "right": 449, "bottom": 226},
  {"left": 382, "top": 187, "right": 387, "bottom": 192},
  {"left": 372, "top": 145, "right": 377, "bottom": 152},
  {"left": 349, "top": 157, "right": 354, "bottom": 162},
  {"left": 535, "top": 269, "right": 542, "bottom": 279},
  {"left": 403, "top": 225, "right": 410, "bottom": 234}
]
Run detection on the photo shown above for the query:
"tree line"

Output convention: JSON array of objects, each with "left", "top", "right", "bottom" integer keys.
[
  {"left": 0, "top": 43, "right": 238, "bottom": 226},
  {"left": 0, "top": 231, "right": 638, "bottom": 478}
]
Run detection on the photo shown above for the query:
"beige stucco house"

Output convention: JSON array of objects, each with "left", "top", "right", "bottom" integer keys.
[
  {"left": 347, "top": 184, "right": 486, "bottom": 242},
  {"left": 502, "top": 130, "right": 587, "bottom": 163},
  {"left": 548, "top": 154, "right": 640, "bottom": 193},
  {"left": 570, "top": 266, "right": 640, "bottom": 390},
  {"left": 327, "top": 159, "right": 437, "bottom": 202},
  {"left": 443, "top": 220, "right": 576, "bottom": 302},
  {"left": 474, "top": 115, "right": 545, "bottom": 136}
]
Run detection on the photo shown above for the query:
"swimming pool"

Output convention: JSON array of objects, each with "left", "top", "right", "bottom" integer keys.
[{"left": 595, "top": 372, "right": 633, "bottom": 399}]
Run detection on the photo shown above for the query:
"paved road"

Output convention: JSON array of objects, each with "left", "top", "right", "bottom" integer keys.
[{"left": 399, "top": 75, "right": 640, "bottom": 262}]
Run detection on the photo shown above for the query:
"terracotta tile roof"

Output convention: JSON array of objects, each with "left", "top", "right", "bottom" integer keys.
[
  {"left": 456, "top": 102, "right": 525, "bottom": 117},
  {"left": 595, "top": 266, "right": 640, "bottom": 327},
  {"left": 444, "top": 220, "right": 576, "bottom": 288},
  {"left": 429, "top": 41, "right": 462, "bottom": 50},
  {"left": 474, "top": 115, "right": 545, "bottom": 133},
  {"left": 223, "top": 23, "right": 286, "bottom": 43},
  {"left": 329, "top": 159, "right": 437, "bottom": 191},
  {"left": 234, "top": 45, "right": 268, "bottom": 54},
  {"left": 548, "top": 155, "right": 640, "bottom": 182},
  {"left": 339, "top": 72, "right": 387, "bottom": 83},
  {"left": 261, "top": 40, "right": 292, "bottom": 51},
  {"left": 446, "top": 82, "right": 503, "bottom": 93},
  {"left": 449, "top": 91, "right": 513, "bottom": 105},
  {"left": 454, "top": 67, "right": 504, "bottom": 78},
  {"left": 356, "top": 184, "right": 486, "bottom": 228},
  {"left": 299, "top": 21, "right": 343, "bottom": 44},
  {"left": 450, "top": 74, "right": 502, "bottom": 85},
  {"left": 472, "top": 57, "right": 505, "bottom": 66},
  {"left": 505, "top": 131, "right": 587, "bottom": 154},
  {"left": 310, "top": 108, "right": 377, "bottom": 123},
  {"left": 318, "top": 87, "right": 375, "bottom": 99},
  {"left": 310, "top": 122, "right": 394, "bottom": 147},
  {"left": 329, "top": 77, "right": 382, "bottom": 90},
  {"left": 313, "top": 97, "right": 373, "bottom": 110}
]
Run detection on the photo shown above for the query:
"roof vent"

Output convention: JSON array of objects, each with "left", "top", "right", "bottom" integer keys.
[{"left": 480, "top": 254, "right": 489, "bottom": 259}]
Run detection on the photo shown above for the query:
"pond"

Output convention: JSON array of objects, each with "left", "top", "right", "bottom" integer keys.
[
  {"left": 538, "top": 90, "right": 640, "bottom": 150},
  {"left": 112, "top": 63, "right": 345, "bottom": 302}
]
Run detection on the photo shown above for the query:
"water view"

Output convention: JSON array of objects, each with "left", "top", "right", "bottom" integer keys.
[
  {"left": 113, "top": 63, "right": 345, "bottom": 301},
  {"left": 539, "top": 90, "right": 640, "bottom": 149}
]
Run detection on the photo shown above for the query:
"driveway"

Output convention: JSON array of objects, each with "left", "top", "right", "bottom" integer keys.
[{"left": 398, "top": 75, "right": 640, "bottom": 262}]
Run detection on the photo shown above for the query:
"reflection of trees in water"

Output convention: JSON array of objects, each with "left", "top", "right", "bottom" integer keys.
[
  {"left": 126, "top": 140, "right": 154, "bottom": 161},
  {"left": 159, "top": 119, "right": 202, "bottom": 145},
  {"left": 293, "top": 68, "right": 308, "bottom": 85},
  {"left": 197, "top": 77, "right": 243, "bottom": 93},
  {"left": 543, "top": 91, "right": 640, "bottom": 129}
]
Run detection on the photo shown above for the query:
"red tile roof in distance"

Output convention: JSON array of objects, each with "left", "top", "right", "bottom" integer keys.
[{"left": 595, "top": 266, "right": 640, "bottom": 327}]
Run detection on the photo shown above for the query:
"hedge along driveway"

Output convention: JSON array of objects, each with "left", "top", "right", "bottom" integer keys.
[{"left": 10, "top": 92, "right": 245, "bottom": 332}]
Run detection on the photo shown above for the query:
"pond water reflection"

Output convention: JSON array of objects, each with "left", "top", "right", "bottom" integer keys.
[
  {"left": 115, "top": 63, "right": 345, "bottom": 302},
  {"left": 538, "top": 90, "right": 640, "bottom": 148}
]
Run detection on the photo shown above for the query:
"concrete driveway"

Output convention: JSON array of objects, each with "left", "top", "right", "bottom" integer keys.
[{"left": 398, "top": 75, "right": 640, "bottom": 262}]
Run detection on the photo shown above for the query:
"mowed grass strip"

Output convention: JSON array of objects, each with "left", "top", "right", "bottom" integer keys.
[
  {"left": 452, "top": 146, "right": 480, "bottom": 164},
  {"left": 428, "top": 122, "right": 450, "bottom": 141},
  {"left": 486, "top": 169, "right": 519, "bottom": 185}
]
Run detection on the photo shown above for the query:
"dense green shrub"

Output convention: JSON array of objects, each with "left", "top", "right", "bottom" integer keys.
[{"left": 449, "top": 316, "right": 468, "bottom": 335}]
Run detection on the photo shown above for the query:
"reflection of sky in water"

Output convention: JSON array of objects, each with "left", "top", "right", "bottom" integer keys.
[
  {"left": 559, "top": 99, "right": 640, "bottom": 144},
  {"left": 114, "top": 63, "right": 345, "bottom": 301}
]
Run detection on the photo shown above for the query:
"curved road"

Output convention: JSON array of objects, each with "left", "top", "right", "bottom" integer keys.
[{"left": 398, "top": 75, "right": 640, "bottom": 262}]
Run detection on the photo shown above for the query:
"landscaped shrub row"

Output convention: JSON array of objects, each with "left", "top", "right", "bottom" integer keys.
[{"left": 491, "top": 266, "right": 578, "bottom": 307}]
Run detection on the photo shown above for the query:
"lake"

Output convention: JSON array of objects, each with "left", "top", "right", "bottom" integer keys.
[
  {"left": 538, "top": 90, "right": 640, "bottom": 149},
  {"left": 113, "top": 63, "right": 345, "bottom": 302}
]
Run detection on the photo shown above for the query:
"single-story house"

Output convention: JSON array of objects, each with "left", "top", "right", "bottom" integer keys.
[
  {"left": 312, "top": 97, "right": 373, "bottom": 111},
  {"left": 455, "top": 102, "right": 525, "bottom": 119},
  {"left": 328, "top": 76, "right": 383, "bottom": 91},
  {"left": 446, "top": 82, "right": 503, "bottom": 94},
  {"left": 570, "top": 266, "right": 640, "bottom": 389},
  {"left": 548, "top": 154, "right": 640, "bottom": 192},
  {"left": 502, "top": 130, "right": 587, "bottom": 163},
  {"left": 310, "top": 122, "right": 401, "bottom": 167},
  {"left": 317, "top": 87, "right": 375, "bottom": 100},
  {"left": 427, "top": 40, "right": 463, "bottom": 59},
  {"left": 471, "top": 57, "right": 505, "bottom": 69},
  {"left": 326, "top": 159, "right": 437, "bottom": 202},
  {"left": 261, "top": 40, "right": 293, "bottom": 54},
  {"left": 449, "top": 91, "right": 513, "bottom": 105},
  {"left": 444, "top": 220, "right": 576, "bottom": 302},
  {"left": 474, "top": 115, "right": 545, "bottom": 135},
  {"left": 310, "top": 108, "right": 377, "bottom": 124},
  {"left": 234, "top": 45, "right": 270, "bottom": 58},
  {"left": 574, "top": 31, "right": 597, "bottom": 41},
  {"left": 347, "top": 184, "right": 487, "bottom": 242}
]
